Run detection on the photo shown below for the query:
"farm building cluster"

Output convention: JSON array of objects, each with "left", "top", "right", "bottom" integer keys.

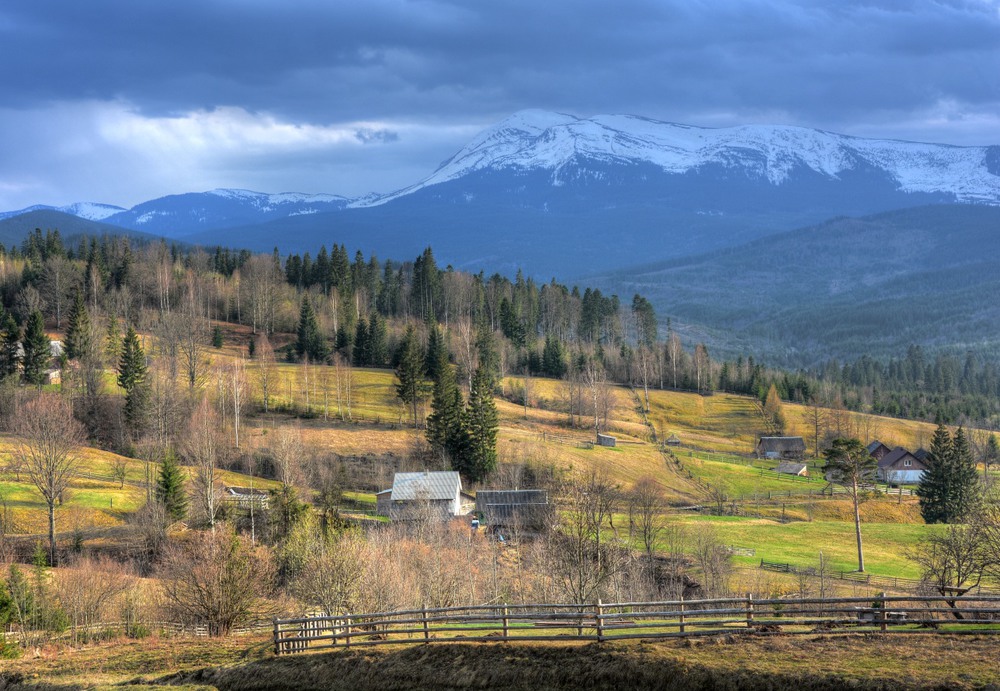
[
  {"left": 755, "top": 436, "right": 929, "bottom": 485},
  {"left": 374, "top": 470, "right": 550, "bottom": 533}
]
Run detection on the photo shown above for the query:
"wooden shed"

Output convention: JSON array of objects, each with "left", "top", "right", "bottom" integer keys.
[
  {"left": 475, "top": 489, "right": 552, "bottom": 532},
  {"left": 756, "top": 436, "right": 806, "bottom": 460},
  {"left": 775, "top": 462, "right": 809, "bottom": 477}
]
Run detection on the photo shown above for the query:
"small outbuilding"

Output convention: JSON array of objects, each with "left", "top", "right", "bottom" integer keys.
[
  {"left": 224, "top": 485, "right": 270, "bottom": 510},
  {"left": 665, "top": 434, "right": 682, "bottom": 447},
  {"left": 475, "top": 489, "right": 551, "bottom": 532},
  {"left": 597, "top": 433, "right": 617, "bottom": 447},
  {"left": 775, "top": 462, "right": 809, "bottom": 477},
  {"left": 756, "top": 436, "right": 806, "bottom": 461},
  {"left": 866, "top": 440, "right": 892, "bottom": 462}
]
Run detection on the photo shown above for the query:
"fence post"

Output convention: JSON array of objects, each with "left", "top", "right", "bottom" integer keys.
[
  {"left": 422, "top": 604, "right": 430, "bottom": 643},
  {"left": 596, "top": 600, "right": 605, "bottom": 642},
  {"left": 273, "top": 618, "right": 281, "bottom": 655},
  {"left": 878, "top": 592, "right": 887, "bottom": 633},
  {"left": 746, "top": 593, "right": 754, "bottom": 627},
  {"left": 679, "top": 597, "right": 685, "bottom": 634},
  {"left": 502, "top": 604, "right": 510, "bottom": 642},
  {"left": 344, "top": 614, "right": 352, "bottom": 649}
]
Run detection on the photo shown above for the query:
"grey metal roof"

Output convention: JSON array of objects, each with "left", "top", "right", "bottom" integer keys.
[
  {"left": 390, "top": 471, "right": 462, "bottom": 502},
  {"left": 775, "top": 462, "right": 808, "bottom": 475},
  {"left": 476, "top": 490, "right": 548, "bottom": 510}
]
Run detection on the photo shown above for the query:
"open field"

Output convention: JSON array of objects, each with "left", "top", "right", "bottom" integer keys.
[{"left": 662, "top": 514, "right": 941, "bottom": 579}]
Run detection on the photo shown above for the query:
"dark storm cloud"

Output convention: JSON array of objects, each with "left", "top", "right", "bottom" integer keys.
[
  {"left": 3, "top": 0, "right": 997, "bottom": 128},
  {"left": 0, "top": 0, "right": 997, "bottom": 208}
]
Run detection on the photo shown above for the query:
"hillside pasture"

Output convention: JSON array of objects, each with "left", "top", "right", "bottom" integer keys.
[
  {"left": 644, "top": 391, "right": 766, "bottom": 454},
  {"left": 662, "top": 513, "right": 941, "bottom": 579}
]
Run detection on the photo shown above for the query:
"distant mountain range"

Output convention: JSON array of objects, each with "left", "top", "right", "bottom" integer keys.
[
  {"left": 3, "top": 110, "right": 999, "bottom": 364},
  {"left": 4, "top": 110, "right": 997, "bottom": 274}
]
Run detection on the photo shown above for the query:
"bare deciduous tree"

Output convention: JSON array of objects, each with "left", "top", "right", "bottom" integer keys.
[
  {"left": 253, "top": 333, "right": 279, "bottom": 413},
  {"left": 291, "top": 531, "right": 367, "bottom": 616},
  {"left": 57, "top": 556, "right": 133, "bottom": 643},
  {"left": 692, "top": 526, "right": 733, "bottom": 597},
  {"left": 183, "top": 398, "right": 224, "bottom": 531},
  {"left": 630, "top": 477, "right": 665, "bottom": 559},
  {"left": 270, "top": 425, "right": 305, "bottom": 488},
  {"left": 179, "top": 273, "right": 210, "bottom": 390},
  {"left": 14, "top": 394, "right": 87, "bottom": 565},
  {"left": 228, "top": 358, "right": 248, "bottom": 450},
  {"left": 910, "top": 523, "right": 992, "bottom": 619},
  {"left": 159, "top": 526, "right": 277, "bottom": 636}
]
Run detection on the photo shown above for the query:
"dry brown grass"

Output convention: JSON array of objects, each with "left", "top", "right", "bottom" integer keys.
[
  {"left": 13, "top": 632, "right": 991, "bottom": 690},
  {"left": 5, "top": 629, "right": 999, "bottom": 690}
]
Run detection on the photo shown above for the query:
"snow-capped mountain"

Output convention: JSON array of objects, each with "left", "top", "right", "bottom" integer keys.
[
  {"left": 101, "top": 189, "right": 351, "bottom": 237},
  {"left": 358, "top": 109, "right": 1000, "bottom": 207},
  {"left": 0, "top": 202, "right": 126, "bottom": 222},
  {"left": 3, "top": 111, "right": 998, "bottom": 274}
]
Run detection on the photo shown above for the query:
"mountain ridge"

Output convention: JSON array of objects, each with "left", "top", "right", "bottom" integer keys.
[{"left": 7, "top": 110, "right": 998, "bottom": 235}]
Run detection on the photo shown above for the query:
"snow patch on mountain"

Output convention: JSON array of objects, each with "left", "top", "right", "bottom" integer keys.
[
  {"left": 356, "top": 111, "right": 1000, "bottom": 207},
  {"left": 0, "top": 202, "right": 125, "bottom": 222},
  {"left": 208, "top": 188, "right": 348, "bottom": 206},
  {"left": 60, "top": 202, "right": 127, "bottom": 221}
]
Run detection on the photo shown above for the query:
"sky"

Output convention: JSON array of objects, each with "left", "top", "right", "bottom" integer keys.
[{"left": 1, "top": 0, "right": 998, "bottom": 210}]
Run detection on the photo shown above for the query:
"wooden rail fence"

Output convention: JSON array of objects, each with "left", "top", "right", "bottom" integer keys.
[{"left": 273, "top": 594, "right": 1000, "bottom": 654}]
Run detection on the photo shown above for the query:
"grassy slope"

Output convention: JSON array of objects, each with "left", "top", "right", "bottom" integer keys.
[
  {"left": 1, "top": 359, "right": 956, "bottom": 580},
  {"left": 0, "top": 437, "right": 280, "bottom": 536},
  {"left": 663, "top": 513, "right": 937, "bottom": 578}
]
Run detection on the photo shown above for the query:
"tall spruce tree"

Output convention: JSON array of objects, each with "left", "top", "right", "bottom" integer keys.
[
  {"left": 21, "top": 310, "right": 49, "bottom": 386},
  {"left": 295, "top": 294, "right": 328, "bottom": 362},
  {"left": 368, "top": 312, "right": 388, "bottom": 367},
  {"left": 542, "top": 334, "right": 567, "bottom": 378},
  {"left": 426, "top": 343, "right": 467, "bottom": 467},
  {"left": 352, "top": 316, "right": 369, "bottom": 366},
  {"left": 424, "top": 324, "right": 447, "bottom": 381},
  {"left": 64, "top": 291, "right": 90, "bottom": 360},
  {"left": 0, "top": 309, "right": 20, "bottom": 377},
  {"left": 118, "top": 326, "right": 150, "bottom": 436},
  {"left": 949, "top": 427, "right": 980, "bottom": 521},
  {"left": 464, "top": 362, "right": 499, "bottom": 482},
  {"left": 118, "top": 327, "right": 146, "bottom": 392},
  {"left": 395, "top": 326, "right": 426, "bottom": 428},
  {"left": 157, "top": 452, "right": 188, "bottom": 521},
  {"left": 475, "top": 321, "right": 500, "bottom": 391},
  {"left": 917, "top": 424, "right": 953, "bottom": 524}
]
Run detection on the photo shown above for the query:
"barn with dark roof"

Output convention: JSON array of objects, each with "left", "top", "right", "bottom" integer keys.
[{"left": 756, "top": 436, "right": 806, "bottom": 460}]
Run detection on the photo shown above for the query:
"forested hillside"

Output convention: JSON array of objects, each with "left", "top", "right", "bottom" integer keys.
[{"left": 594, "top": 205, "right": 1000, "bottom": 368}]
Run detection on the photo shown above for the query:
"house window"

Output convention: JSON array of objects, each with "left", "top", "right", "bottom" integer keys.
[{"left": 904, "top": 460, "right": 911, "bottom": 467}]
